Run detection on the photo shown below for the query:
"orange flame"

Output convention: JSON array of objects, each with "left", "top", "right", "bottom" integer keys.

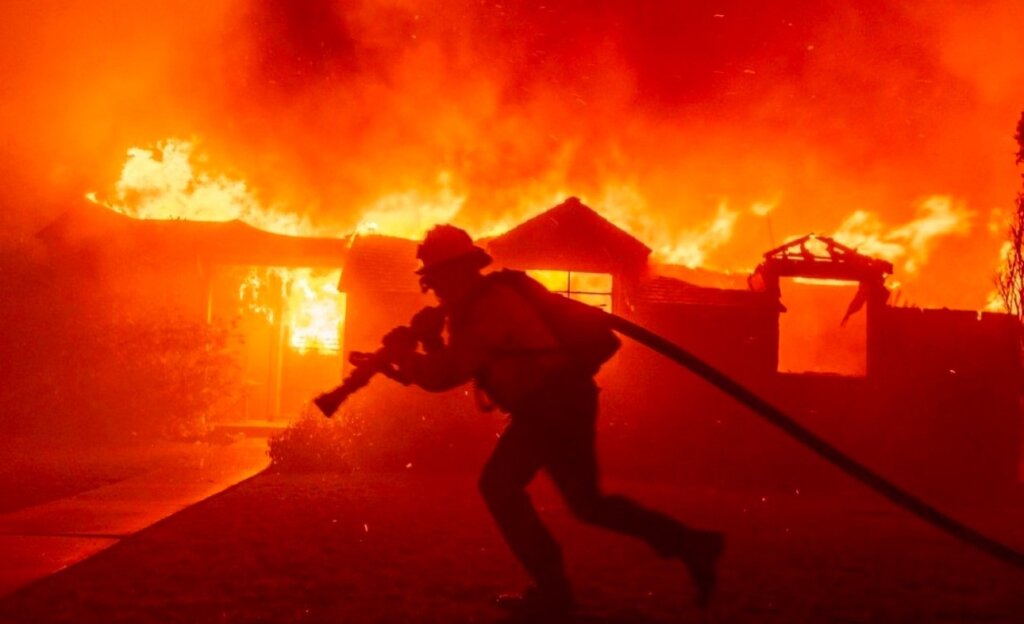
[
  {"left": 237, "top": 267, "right": 345, "bottom": 355},
  {"left": 91, "top": 138, "right": 988, "bottom": 319},
  {"left": 355, "top": 171, "right": 465, "bottom": 239},
  {"left": 93, "top": 140, "right": 348, "bottom": 354},
  {"left": 285, "top": 269, "right": 346, "bottom": 355},
  {"left": 103, "top": 139, "right": 316, "bottom": 235},
  {"left": 832, "top": 195, "right": 973, "bottom": 274}
]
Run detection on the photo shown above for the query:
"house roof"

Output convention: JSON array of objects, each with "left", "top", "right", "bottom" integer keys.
[
  {"left": 649, "top": 263, "right": 751, "bottom": 291},
  {"left": 37, "top": 200, "right": 350, "bottom": 268},
  {"left": 337, "top": 234, "right": 421, "bottom": 294},
  {"left": 486, "top": 197, "right": 651, "bottom": 273},
  {"left": 758, "top": 234, "right": 893, "bottom": 282},
  {"left": 639, "top": 275, "right": 772, "bottom": 308}
]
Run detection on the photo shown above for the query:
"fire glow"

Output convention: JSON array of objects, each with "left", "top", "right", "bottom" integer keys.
[
  {"left": 90, "top": 135, "right": 987, "bottom": 332},
  {"left": 92, "top": 139, "right": 347, "bottom": 355},
  {"left": 285, "top": 270, "right": 346, "bottom": 355},
  {"left": 6, "top": 2, "right": 1022, "bottom": 316}
]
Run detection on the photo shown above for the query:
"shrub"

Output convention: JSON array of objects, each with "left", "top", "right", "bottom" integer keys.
[
  {"left": 267, "top": 405, "right": 360, "bottom": 473},
  {"left": 0, "top": 247, "right": 242, "bottom": 441}
]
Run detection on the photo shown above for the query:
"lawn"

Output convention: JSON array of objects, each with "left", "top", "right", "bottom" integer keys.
[{"left": 0, "top": 468, "right": 1020, "bottom": 623}]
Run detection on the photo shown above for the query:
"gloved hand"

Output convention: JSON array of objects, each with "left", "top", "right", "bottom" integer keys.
[
  {"left": 381, "top": 325, "right": 417, "bottom": 360},
  {"left": 348, "top": 350, "right": 379, "bottom": 368}
]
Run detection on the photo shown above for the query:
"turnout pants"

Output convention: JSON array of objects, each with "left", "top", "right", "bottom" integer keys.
[{"left": 478, "top": 377, "right": 696, "bottom": 590}]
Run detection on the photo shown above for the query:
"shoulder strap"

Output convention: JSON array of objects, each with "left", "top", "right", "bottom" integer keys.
[{"left": 453, "top": 270, "right": 567, "bottom": 357}]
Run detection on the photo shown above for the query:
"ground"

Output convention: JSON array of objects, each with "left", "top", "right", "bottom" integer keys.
[
  {"left": 0, "top": 437, "right": 215, "bottom": 514},
  {"left": 0, "top": 469, "right": 1020, "bottom": 623}
]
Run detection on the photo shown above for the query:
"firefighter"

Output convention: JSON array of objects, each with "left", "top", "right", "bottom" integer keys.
[{"left": 383, "top": 225, "right": 724, "bottom": 618}]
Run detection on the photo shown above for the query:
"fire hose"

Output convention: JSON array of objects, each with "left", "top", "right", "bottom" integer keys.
[
  {"left": 315, "top": 310, "right": 1024, "bottom": 571},
  {"left": 606, "top": 312, "right": 1024, "bottom": 572}
]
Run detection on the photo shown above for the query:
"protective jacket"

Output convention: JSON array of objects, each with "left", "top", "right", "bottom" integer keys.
[{"left": 396, "top": 275, "right": 575, "bottom": 412}]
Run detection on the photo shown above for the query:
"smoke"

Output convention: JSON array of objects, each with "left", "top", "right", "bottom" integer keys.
[{"left": 2, "top": 0, "right": 1023, "bottom": 307}]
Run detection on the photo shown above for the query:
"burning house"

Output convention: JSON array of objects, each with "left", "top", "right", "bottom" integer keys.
[
  {"left": 338, "top": 197, "right": 1022, "bottom": 497},
  {"left": 36, "top": 194, "right": 1021, "bottom": 495},
  {"left": 38, "top": 199, "right": 350, "bottom": 423}
]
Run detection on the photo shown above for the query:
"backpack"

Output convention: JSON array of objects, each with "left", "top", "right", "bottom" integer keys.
[{"left": 480, "top": 269, "right": 621, "bottom": 376}]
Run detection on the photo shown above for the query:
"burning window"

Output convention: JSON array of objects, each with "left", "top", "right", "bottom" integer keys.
[
  {"left": 527, "top": 270, "right": 613, "bottom": 311},
  {"left": 285, "top": 270, "right": 346, "bottom": 355},
  {"left": 239, "top": 267, "right": 346, "bottom": 355}
]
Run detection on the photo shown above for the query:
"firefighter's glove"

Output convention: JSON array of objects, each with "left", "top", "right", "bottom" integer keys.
[
  {"left": 348, "top": 350, "right": 378, "bottom": 369},
  {"left": 381, "top": 326, "right": 417, "bottom": 361},
  {"left": 410, "top": 306, "right": 446, "bottom": 353}
]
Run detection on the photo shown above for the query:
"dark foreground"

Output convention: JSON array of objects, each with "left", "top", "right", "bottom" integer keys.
[{"left": 0, "top": 470, "right": 1021, "bottom": 623}]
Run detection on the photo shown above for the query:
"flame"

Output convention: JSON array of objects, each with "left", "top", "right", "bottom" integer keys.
[
  {"left": 987, "top": 240, "right": 1015, "bottom": 313},
  {"left": 234, "top": 266, "right": 347, "bottom": 356},
  {"left": 100, "top": 139, "right": 315, "bottom": 235},
  {"left": 579, "top": 186, "right": 742, "bottom": 269},
  {"left": 92, "top": 139, "right": 348, "bottom": 354},
  {"left": 353, "top": 171, "right": 465, "bottom": 239},
  {"left": 657, "top": 203, "right": 740, "bottom": 268},
  {"left": 10, "top": 2, "right": 1024, "bottom": 315},
  {"left": 983, "top": 291, "right": 1007, "bottom": 313},
  {"left": 91, "top": 138, "right": 989, "bottom": 316},
  {"left": 94, "top": 138, "right": 752, "bottom": 274},
  {"left": 238, "top": 267, "right": 345, "bottom": 355},
  {"left": 238, "top": 268, "right": 278, "bottom": 323},
  {"left": 792, "top": 277, "right": 859, "bottom": 287},
  {"left": 285, "top": 269, "right": 346, "bottom": 355},
  {"left": 832, "top": 195, "right": 973, "bottom": 274},
  {"left": 94, "top": 138, "right": 474, "bottom": 242}
]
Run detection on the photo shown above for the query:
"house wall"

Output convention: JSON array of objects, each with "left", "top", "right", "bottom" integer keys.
[
  {"left": 598, "top": 300, "right": 783, "bottom": 486},
  {"left": 342, "top": 288, "right": 432, "bottom": 376},
  {"left": 628, "top": 301, "right": 779, "bottom": 379},
  {"left": 866, "top": 307, "right": 1021, "bottom": 495},
  {"left": 599, "top": 301, "right": 1021, "bottom": 499}
]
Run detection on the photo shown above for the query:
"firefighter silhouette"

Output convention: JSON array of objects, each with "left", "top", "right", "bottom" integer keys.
[{"left": 384, "top": 225, "right": 724, "bottom": 618}]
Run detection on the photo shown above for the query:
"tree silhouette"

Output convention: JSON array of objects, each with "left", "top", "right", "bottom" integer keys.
[{"left": 997, "top": 112, "right": 1024, "bottom": 322}]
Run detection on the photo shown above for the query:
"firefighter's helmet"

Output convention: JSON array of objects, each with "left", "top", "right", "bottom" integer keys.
[{"left": 415, "top": 225, "right": 492, "bottom": 275}]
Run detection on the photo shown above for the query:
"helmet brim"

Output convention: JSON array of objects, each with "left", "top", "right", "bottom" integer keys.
[{"left": 415, "top": 247, "right": 493, "bottom": 275}]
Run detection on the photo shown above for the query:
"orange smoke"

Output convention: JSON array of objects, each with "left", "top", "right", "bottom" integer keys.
[{"left": 4, "top": 1, "right": 1024, "bottom": 310}]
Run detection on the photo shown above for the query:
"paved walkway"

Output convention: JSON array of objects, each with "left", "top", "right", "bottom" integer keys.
[{"left": 0, "top": 437, "right": 269, "bottom": 596}]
